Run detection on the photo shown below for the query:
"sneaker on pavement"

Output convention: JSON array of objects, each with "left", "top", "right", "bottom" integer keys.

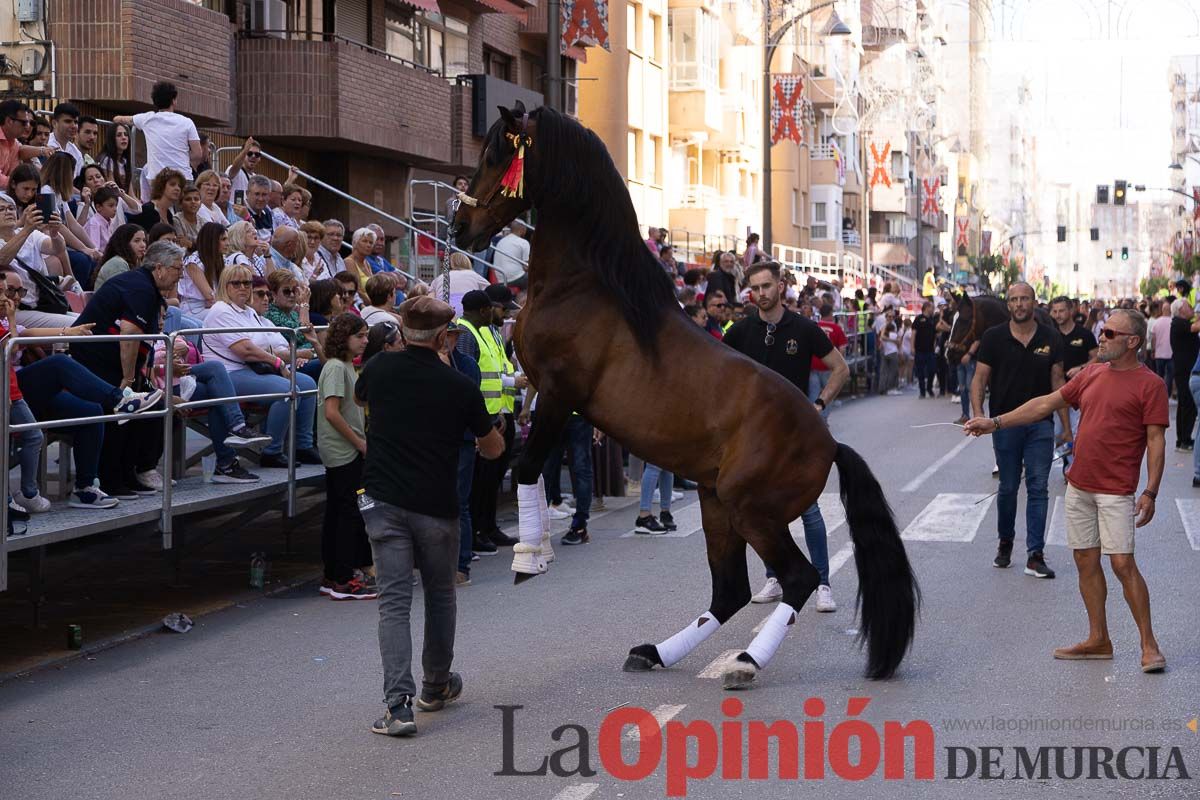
[
  {"left": 472, "top": 535, "right": 498, "bottom": 556},
  {"left": 319, "top": 578, "right": 336, "bottom": 596},
  {"left": 488, "top": 528, "right": 518, "bottom": 547},
  {"left": 470, "top": 552, "right": 480, "bottom": 562},
  {"left": 886, "top": 389, "right": 903, "bottom": 396},
  {"left": 634, "top": 514, "right": 667, "bottom": 534},
  {"left": 353, "top": 568, "right": 378, "bottom": 592},
  {"left": 101, "top": 484, "right": 138, "bottom": 500},
  {"left": 751, "top": 577, "right": 783, "bottom": 603},
  {"left": 416, "top": 672, "right": 463, "bottom": 712},
  {"left": 659, "top": 510, "right": 677, "bottom": 531},
  {"left": 561, "top": 526, "right": 589, "bottom": 545},
  {"left": 815, "top": 584, "right": 837, "bottom": 612},
  {"left": 212, "top": 458, "right": 260, "bottom": 483},
  {"left": 15, "top": 493, "right": 51, "bottom": 513},
  {"left": 70, "top": 482, "right": 120, "bottom": 510},
  {"left": 993, "top": 539, "right": 1014, "bottom": 568},
  {"left": 371, "top": 699, "right": 417, "bottom": 736},
  {"left": 547, "top": 502, "right": 573, "bottom": 519},
  {"left": 135, "top": 470, "right": 163, "bottom": 491},
  {"left": 1024, "top": 551, "right": 1056, "bottom": 579},
  {"left": 328, "top": 577, "right": 379, "bottom": 600},
  {"left": 455, "top": 571, "right": 472, "bottom": 587},
  {"left": 224, "top": 425, "right": 272, "bottom": 447}
]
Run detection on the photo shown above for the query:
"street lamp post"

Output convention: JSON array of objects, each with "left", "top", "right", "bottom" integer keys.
[{"left": 761, "top": 0, "right": 850, "bottom": 251}]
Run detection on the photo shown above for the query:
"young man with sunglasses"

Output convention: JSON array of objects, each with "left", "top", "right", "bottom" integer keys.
[
  {"left": 970, "top": 281, "right": 1068, "bottom": 579},
  {"left": 965, "top": 309, "right": 1168, "bottom": 672},
  {"left": 724, "top": 261, "right": 850, "bottom": 611}
]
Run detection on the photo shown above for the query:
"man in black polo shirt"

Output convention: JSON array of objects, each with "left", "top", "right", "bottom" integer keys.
[
  {"left": 971, "top": 282, "right": 1067, "bottom": 578},
  {"left": 725, "top": 261, "right": 850, "bottom": 612},
  {"left": 355, "top": 295, "right": 504, "bottom": 738},
  {"left": 70, "top": 240, "right": 184, "bottom": 496},
  {"left": 912, "top": 301, "right": 938, "bottom": 397},
  {"left": 1050, "top": 296, "right": 1098, "bottom": 471}
]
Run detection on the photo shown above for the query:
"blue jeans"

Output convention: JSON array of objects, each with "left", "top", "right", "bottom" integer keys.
[
  {"left": 1190, "top": 375, "right": 1200, "bottom": 479},
  {"left": 808, "top": 370, "right": 831, "bottom": 419},
  {"left": 164, "top": 306, "right": 205, "bottom": 344},
  {"left": 15, "top": 354, "right": 111, "bottom": 489},
  {"left": 542, "top": 415, "right": 593, "bottom": 529},
  {"left": 8, "top": 399, "right": 43, "bottom": 498},
  {"left": 182, "top": 360, "right": 248, "bottom": 467},
  {"left": 766, "top": 502, "right": 830, "bottom": 586},
  {"left": 227, "top": 369, "right": 316, "bottom": 456},
  {"left": 957, "top": 359, "right": 976, "bottom": 418},
  {"left": 457, "top": 441, "right": 475, "bottom": 575},
  {"left": 639, "top": 463, "right": 673, "bottom": 514},
  {"left": 992, "top": 419, "right": 1053, "bottom": 553}
]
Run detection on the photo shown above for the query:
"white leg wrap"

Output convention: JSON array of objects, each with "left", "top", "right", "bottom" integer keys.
[
  {"left": 744, "top": 603, "right": 798, "bottom": 668},
  {"left": 536, "top": 474, "right": 550, "bottom": 534},
  {"left": 513, "top": 482, "right": 548, "bottom": 575},
  {"left": 656, "top": 613, "right": 722, "bottom": 667}
]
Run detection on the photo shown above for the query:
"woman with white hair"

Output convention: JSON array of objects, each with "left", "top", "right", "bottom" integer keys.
[
  {"left": 429, "top": 251, "right": 489, "bottom": 315},
  {"left": 343, "top": 227, "right": 376, "bottom": 306},
  {"left": 224, "top": 219, "right": 268, "bottom": 277}
]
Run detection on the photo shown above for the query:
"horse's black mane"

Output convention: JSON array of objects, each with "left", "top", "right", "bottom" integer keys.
[{"left": 485, "top": 107, "right": 679, "bottom": 352}]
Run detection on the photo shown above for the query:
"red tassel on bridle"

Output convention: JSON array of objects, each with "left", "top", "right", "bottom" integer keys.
[{"left": 499, "top": 132, "right": 532, "bottom": 199}]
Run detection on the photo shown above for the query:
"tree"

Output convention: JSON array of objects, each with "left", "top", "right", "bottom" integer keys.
[{"left": 1139, "top": 275, "right": 1171, "bottom": 299}]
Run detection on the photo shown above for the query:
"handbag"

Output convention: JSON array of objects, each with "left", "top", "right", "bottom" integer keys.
[
  {"left": 200, "top": 332, "right": 282, "bottom": 376},
  {"left": 14, "top": 256, "right": 71, "bottom": 316}
]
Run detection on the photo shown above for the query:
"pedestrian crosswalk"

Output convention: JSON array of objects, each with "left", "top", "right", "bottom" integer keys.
[{"left": 901, "top": 493, "right": 995, "bottom": 542}]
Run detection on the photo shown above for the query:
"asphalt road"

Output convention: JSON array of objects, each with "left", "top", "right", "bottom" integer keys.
[{"left": 2, "top": 387, "right": 1199, "bottom": 800}]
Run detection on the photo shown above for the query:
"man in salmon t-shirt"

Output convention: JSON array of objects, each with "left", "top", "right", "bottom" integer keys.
[{"left": 963, "top": 308, "right": 1168, "bottom": 673}]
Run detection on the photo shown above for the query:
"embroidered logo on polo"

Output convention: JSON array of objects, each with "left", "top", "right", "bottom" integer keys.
[
  {"left": 786, "top": 339, "right": 798, "bottom": 355},
  {"left": 1069, "top": 338, "right": 1084, "bottom": 347},
  {"left": 1033, "top": 345, "right": 1051, "bottom": 355}
]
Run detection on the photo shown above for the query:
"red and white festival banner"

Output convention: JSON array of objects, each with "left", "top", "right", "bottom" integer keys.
[
  {"left": 981, "top": 231, "right": 992, "bottom": 257},
  {"left": 869, "top": 142, "right": 891, "bottom": 188},
  {"left": 562, "top": 0, "right": 610, "bottom": 51},
  {"left": 955, "top": 216, "right": 970, "bottom": 250},
  {"left": 921, "top": 178, "right": 940, "bottom": 215},
  {"left": 770, "top": 76, "right": 804, "bottom": 145}
]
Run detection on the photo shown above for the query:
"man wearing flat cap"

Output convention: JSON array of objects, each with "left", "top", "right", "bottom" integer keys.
[{"left": 355, "top": 294, "right": 506, "bottom": 738}]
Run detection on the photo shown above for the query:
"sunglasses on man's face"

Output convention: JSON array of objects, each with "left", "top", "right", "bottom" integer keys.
[
  {"left": 1100, "top": 328, "right": 1133, "bottom": 340},
  {"left": 247, "top": 152, "right": 262, "bottom": 159}
]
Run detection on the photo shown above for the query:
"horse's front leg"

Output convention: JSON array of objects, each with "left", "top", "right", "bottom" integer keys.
[{"left": 512, "top": 389, "right": 570, "bottom": 583}]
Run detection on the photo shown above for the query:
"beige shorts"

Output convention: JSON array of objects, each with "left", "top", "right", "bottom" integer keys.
[{"left": 1065, "top": 484, "right": 1136, "bottom": 554}]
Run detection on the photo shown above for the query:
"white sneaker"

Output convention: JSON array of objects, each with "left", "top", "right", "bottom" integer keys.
[
  {"left": 751, "top": 577, "right": 783, "bottom": 603},
  {"left": 992, "top": 463, "right": 1000, "bottom": 476},
  {"left": 547, "top": 503, "right": 572, "bottom": 520},
  {"left": 15, "top": 493, "right": 51, "bottom": 513},
  {"left": 886, "top": 389, "right": 903, "bottom": 396},
  {"left": 815, "top": 585, "right": 837, "bottom": 612},
  {"left": 137, "top": 469, "right": 163, "bottom": 490},
  {"left": 650, "top": 489, "right": 685, "bottom": 504},
  {"left": 69, "top": 481, "right": 119, "bottom": 510}
]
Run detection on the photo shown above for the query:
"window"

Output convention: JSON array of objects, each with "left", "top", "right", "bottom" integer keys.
[
  {"left": 648, "top": 135, "right": 661, "bottom": 185},
  {"left": 668, "top": 9, "right": 717, "bottom": 90},
  {"left": 792, "top": 189, "right": 801, "bottom": 226},
  {"left": 484, "top": 48, "right": 512, "bottom": 81},
  {"left": 521, "top": 52, "right": 544, "bottom": 93},
  {"left": 891, "top": 150, "right": 904, "bottom": 182},
  {"left": 627, "top": 2, "right": 642, "bottom": 52},
  {"left": 813, "top": 201, "right": 828, "bottom": 239},
  {"left": 649, "top": 13, "right": 663, "bottom": 62},
  {"left": 383, "top": 4, "right": 468, "bottom": 76},
  {"left": 627, "top": 130, "right": 642, "bottom": 179}
]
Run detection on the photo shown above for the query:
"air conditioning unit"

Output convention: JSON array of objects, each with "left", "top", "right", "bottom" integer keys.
[{"left": 251, "top": 0, "right": 288, "bottom": 39}]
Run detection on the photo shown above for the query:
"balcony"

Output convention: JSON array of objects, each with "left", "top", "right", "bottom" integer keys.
[
  {"left": 810, "top": 143, "right": 847, "bottom": 187},
  {"left": 236, "top": 32, "right": 450, "bottom": 164},
  {"left": 870, "top": 234, "right": 912, "bottom": 266},
  {"left": 808, "top": 74, "right": 844, "bottom": 108},
  {"left": 47, "top": 0, "right": 234, "bottom": 125}
]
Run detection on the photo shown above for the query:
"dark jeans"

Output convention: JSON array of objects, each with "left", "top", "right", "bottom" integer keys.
[
  {"left": 100, "top": 418, "right": 163, "bottom": 490},
  {"left": 364, "top": 500, "right": 458, "bottom": 709},
  {"left": 457, "top": 441, "right": 475, "bottom": 575},
  {"left": 542, "top": 414, "right": 594, "bottom": 529},
  {"left": 322, "top": 455, "right": 371, "bottom": 584},
  {"left": 67, "top": 248, "right": 95, "bottom": 288},
  {"left": 1154, "top": 358, "right": 1174, "bottom": 395},
  {"left": 1174, "top": 363, "right": 1196, "bottom": 446},
  {"left": 469, "top": 413, "right": 513, "bottom": 536},
  {"left": 914, "top": 351, "right": 936, "bottom": 396},
  {"left": 992, "top": 419, "right": 1053, "bottom": 554},
  {"left": 16, "top": 354, "right": 120, "bottom": 490}
]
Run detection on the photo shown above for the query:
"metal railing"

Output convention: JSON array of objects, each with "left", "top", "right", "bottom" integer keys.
[
  {"left": 0, "top": 325, "right": 315, "bottom": 592},
  {"left": 406, "top": 179, "right": 531, "bottom": 280},
  {"left": 236, "top": 29, "right": 440, "bottom": 76}
]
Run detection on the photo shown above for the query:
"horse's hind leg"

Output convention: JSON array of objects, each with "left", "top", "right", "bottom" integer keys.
[
  {"left": 722, "top": 509, "right": 820, "bottom": 690},
  {"left": 624, "top": 488, "right": 751, "bottom": 671},
  {"left": 511, "top": 392, "right": 570, "bottom": 582}
]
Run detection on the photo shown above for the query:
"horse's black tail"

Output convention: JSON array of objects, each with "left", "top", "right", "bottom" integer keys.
[{"left": 834, "top": 442, "right": 919, "bottom": 679}]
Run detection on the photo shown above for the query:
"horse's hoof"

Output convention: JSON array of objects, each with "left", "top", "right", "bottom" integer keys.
[
  {"left": 721, "top": 653, "right": 759, "bottom": 690},
  {"left": 623, "top": 644, "right": 662, "bottom": 672}
]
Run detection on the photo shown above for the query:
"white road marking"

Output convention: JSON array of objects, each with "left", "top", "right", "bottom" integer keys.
[
  {"left": 751, "top": 542, "right": 855, "bottom": 633},
  {"left": 1046, "top": 496, "right": 1067, "bottom": 547},
  {"left": 697, "top": 649, "right": 743, "bottom": 679},
  {"left": 900, "top": 493, "right": 993, "bottom": 542},
  {"left": 551, "top": 784, "right": 599, "bottom": 800},
  {"left": 901, "top": 437, "right": 975, "bottom": 492},
  {"left": 625, "top": 704, "right": 687, "bottom": 740},
  {"left": 621, "top": 499, "right": 702, "bottom": 538},
  {"left": 1176, "top": 499, "right": 1200, "bottom": 550}
]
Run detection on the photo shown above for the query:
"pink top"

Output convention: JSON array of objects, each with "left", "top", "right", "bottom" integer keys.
[{"left": 84, "top": 212, "right": 119, "bottom": 254}]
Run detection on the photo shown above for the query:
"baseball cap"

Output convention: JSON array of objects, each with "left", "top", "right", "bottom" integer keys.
[
  {"left": 485, "top": 283, "right": 519, "bottom": 311},
  {"left": 462, "top": 289, "right": 500, "bottom": 312}
]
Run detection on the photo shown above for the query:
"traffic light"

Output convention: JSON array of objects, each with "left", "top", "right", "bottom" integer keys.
[
  {"left": 1090, "top": 227, "right": 1099, "bottom": 241},
  {"left": 1105, "top": 249, "right": 1114, "bottom": 260},
  {"left": 1121, "top": 246, "right": 1129, "bottom": 261},
  {"left": 1097, "top": 185, "right": 1109, "bottom": 204},
  {"left": 1057, "top": 225, "right": 1066, "bottom": 242},
  {"left": 1114, "top": 180, "right": 1127, "bottom": 206}
]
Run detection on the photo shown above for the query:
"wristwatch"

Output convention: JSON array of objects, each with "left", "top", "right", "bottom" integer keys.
[
  {"left": 991, "top": 416, "right": 1002, "bottom": 430},
  {"left": 814, "top": 397, "right": 826, "bottom": 410}
]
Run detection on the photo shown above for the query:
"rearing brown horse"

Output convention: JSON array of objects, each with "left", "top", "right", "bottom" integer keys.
[{"left": 451, "top": 103, "right": 918, "bottom": 687}]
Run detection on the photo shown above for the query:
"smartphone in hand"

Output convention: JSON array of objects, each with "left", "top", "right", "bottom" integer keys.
[
  {"left": 35, "top": 194, "right": 57, "bottom": 223},
  {"left": 234, "top": 189, "right": 245, "bottom": 206}
]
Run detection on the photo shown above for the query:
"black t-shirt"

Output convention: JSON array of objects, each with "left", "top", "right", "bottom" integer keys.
[
  {"left": 355, "top": 346, "right": 493, "bottom": 518},
  {"left": 1059, "top": 324, "right": 1098, "bottom": 375},
  {"left": 723, "top": 308, "right": 832, "bottom": 391},
  {"left": 705, "top": 268, "right": 737, "bottom": 308},
  {"left": 1072, "top": 312, "right": 1087, "bottom": 328},
  {"left": 1170, "top": 317, "right": 1199, "bottom": 373},
  {"left": 70, "top": 267, "right": 163, "bottom": 385},
  {"left": 975, "top": 321, "right": 1063, "bottom": 419},
  {"left": 912, "top": 314, "right": 937, "bottom": 353}
]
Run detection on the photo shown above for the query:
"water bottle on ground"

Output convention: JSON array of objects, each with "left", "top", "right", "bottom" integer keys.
[{"left": 201, "top": 454, "right": 216, "bottom": 482}]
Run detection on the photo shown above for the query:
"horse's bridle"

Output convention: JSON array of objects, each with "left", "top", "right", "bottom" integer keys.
[{"left": 457, "top": 112, "right": 532, "bottom": 211}]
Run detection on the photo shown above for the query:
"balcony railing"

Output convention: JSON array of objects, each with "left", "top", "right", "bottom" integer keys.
[
  {"left": 670, "top": 62, "right": 719, "bottom": 92},
  {"left": 238, "top": 29, "right": 440, "bottom": 75},
  {"left": 811, "top": 142, "right": 839, "bottom": 161},
  {"left": 842, "top": 229, "right": 862, "bottom": 247},
  {"left": 871, "top": 233, "right": 909, "bottom": 245},
  {"left": 679, "top": 183, "right": 721, "bottom": 208}
]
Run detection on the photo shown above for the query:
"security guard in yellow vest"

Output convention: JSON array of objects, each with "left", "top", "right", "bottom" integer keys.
[{"left": 458, "top": 289, "right": 526, "bottom": 554}]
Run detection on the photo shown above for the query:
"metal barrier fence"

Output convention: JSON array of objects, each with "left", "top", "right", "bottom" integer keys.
[{"left": 0, "top": 325, "right": 315, "bottom": 592}]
